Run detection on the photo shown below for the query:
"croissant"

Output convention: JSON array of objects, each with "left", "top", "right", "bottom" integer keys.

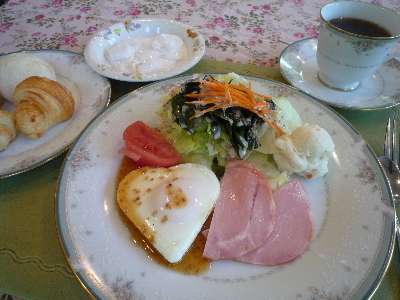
[
  {"left": 13, "top": 76, "right": 75, "bottom": 139},
  {"left": 0, "top": 110, "right": 16, "bottom": 151}
]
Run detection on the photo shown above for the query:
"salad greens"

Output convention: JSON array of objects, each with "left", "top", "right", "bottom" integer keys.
[
  {"left": 272, "top": 96, "right": 302, "bottom": 134},
  {"left": 246, "top": 151, "right": 288, "bottom": 190},
  {"left": 159, "top": 98, "right": 231, "bottom": 170},
  {"left": 166, "top": 75, "right": 275, "bottom": 159},
  {"left": 159, "top": 73, "right": 296, "bottom": 188}
]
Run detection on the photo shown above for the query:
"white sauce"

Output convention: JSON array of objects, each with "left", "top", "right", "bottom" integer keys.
[{"left": 104, "top": 33, "right": 188, "bottom": 79}]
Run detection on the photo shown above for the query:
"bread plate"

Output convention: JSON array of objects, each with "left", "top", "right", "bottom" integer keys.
[
  {"left": 84, "top": 19, "right": 205, "bottom": 82},
  {"left": 0, "top": 50, "right": 111, "bottom": 179},
  {"left": 56, "top": 75, "right": 395, "bottom": 300}
]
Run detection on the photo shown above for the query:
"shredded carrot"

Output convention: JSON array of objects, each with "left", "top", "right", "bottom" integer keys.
[
  {"left": 185, "top": 78, "right": 283, "bottom": 135},
  {"left": 224, "top": 82, "right": 233, "bottom": 105}
]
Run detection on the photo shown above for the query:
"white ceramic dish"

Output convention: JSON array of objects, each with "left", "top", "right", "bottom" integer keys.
[
  {"left": 84, "top": 19, "right": 205, "bottom": 82},
  {"left": 279, "top": 38, "right": 400, "bottom": 110},
  {"left": 56, "top": 75, "right": 395, "bottom": 300},
  {"left": 0, "top": 50, "right": 111, "bottom": 179}
]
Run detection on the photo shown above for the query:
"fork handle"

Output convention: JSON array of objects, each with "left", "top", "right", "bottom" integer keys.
[{"left": 392, "top": 118, "right": 399, "bottom": 168}]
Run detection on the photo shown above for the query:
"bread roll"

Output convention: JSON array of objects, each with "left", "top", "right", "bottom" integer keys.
[
  {"left": 0, "top": 52, "right": 56, "bottom": 102},
  {"left": 0, "top": 110, "right": 16, "bottom": 150},
  {"left": 13, "top": 76, "right": 75, "bottom": 139}
]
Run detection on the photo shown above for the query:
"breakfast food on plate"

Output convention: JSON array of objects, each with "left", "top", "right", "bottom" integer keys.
[
  {"left": 0, "top": 110, "right": 16, "bottom": 151},
  {"left": 272, "top": 124, "right": 335, "bottom": 178},
  {"left": 272, "top": 96, "right": 303, "bottom": 134},
  {"left": 117, "top": 73, "right": 335, "bottom": 270},
  {"left": 236, "top": 180, "right": 312, "bottom": 265},
  {"left": 118, "top": 121, "right": 219, "bottom": 263},
  {"left": 105, "top": 33, "right": 188, "bottom": 79},
  {"left": 117, "top": 163, "right": 220, "bottom": 263},
  {"left": 203, "top": 160, "right": 276, "bottom": 260},
  {"left": 0, "top": 52, "right": 77, "bottom": 150},
  {"left": 159, "top": 73, "right": 334, "bottom": 184},
  {"left": 203, "top": 173, "right": 312, "bottom": 265},
  {"left": 0, "top": 52, "right": 56, "bottom": 103},
  {"left": 13, "top": 76, "right": 75, "bottom": 139},
  {"left": 121, "top": 121, "right": 181, "bottom": 167}
]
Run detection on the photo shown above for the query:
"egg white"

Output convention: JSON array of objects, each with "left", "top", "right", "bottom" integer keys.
[{"left": 117, "top": 163, "right": 220, "bottom": 263}]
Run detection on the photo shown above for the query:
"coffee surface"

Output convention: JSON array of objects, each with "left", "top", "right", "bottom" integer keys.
[{"left": 329, "top": 17, "right": 392, "bottom": 37}]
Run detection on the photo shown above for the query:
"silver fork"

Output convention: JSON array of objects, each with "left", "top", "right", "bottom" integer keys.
[
  {"left": 384, "top": 117, "right": 399, "bottom": 171},
  {"left": 381, "top": 115, "right": 400, "bottom": 255}
]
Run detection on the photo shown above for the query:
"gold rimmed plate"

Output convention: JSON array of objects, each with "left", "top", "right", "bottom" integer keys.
[
  {"left": 56, "top": 75, "right": 394, "bottom": 300},
  {"left": 0, "top": 50, "right": 111, "bottom": 179}
]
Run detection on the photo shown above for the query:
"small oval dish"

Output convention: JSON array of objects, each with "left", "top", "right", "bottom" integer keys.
[{"left": 84, "top": 19, "right": 205, "bottom": 82}]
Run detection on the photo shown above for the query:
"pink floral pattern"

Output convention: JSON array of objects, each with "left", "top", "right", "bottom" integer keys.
[{"left": 0, "top": 0, "right": 399, "bottom": 68}]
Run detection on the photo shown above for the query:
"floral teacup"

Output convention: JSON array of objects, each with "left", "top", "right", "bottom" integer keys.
[{"left": 317, "top": 1, "right": 400, "bottom": 91}]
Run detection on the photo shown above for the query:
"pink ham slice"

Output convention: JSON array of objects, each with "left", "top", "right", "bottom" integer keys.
[
  {"left": 236, "top": 180, "right": 313, "bottom": 266},
  {"left": 203, "top": 160, "right": 276, "bottom": 260}
]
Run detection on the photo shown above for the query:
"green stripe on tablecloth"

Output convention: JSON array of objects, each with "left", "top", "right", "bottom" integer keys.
[{"left": 0, "top": 59, "right": 398, "bottom": 300}]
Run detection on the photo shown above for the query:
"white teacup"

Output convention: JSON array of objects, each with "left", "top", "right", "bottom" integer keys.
[{"left": 317, "top": 1, "right": 400, "bottom": 91}]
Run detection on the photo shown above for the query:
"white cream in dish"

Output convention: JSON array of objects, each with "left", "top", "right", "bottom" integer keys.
[
  {"left": 105, "top": 33, "right": 188, "bottom": 79},
  {"left": 117, "top": 163, "right": 220, "bottom": 263}
]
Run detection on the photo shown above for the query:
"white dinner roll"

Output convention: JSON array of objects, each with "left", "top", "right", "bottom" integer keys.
[{"left": 0, "top": 52, "right": 57, "bottom": 103}]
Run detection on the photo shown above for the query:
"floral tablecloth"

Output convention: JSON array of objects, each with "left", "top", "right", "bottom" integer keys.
[
  {"left": 1, "top": 1, "right": 400, "bottom": 300},
  {"left": 1, "top": 0, "right": 399, "bottom": 67}
]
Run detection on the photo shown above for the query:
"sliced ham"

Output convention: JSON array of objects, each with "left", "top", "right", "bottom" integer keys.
[
  {"left": 203, "top": 160, "right": 276, "bottom": 260},
  {"left": 236, "top": 180, "right": 313, "bottom": 266}
]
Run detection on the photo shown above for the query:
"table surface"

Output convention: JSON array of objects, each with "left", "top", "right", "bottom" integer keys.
[
  {"left": 1, "top": 0, "right": 399, "bottom": 67},
  {"left": 1, "top": 1, "right": 400, "bottom": 300}
]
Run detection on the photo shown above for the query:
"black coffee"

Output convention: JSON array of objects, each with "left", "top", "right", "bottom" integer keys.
[{"left": 329, "top": 17, "right": 392, "bottom": 37}]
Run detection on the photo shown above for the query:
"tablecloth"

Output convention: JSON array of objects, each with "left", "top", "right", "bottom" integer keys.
[
  {"left": 0, "top": 0, "right": 400, "bottom": 299},
  {"left": 1, "top": 0, "right": 399, "bottom": 68}
]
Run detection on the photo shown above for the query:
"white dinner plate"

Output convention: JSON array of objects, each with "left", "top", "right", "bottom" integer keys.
[
  {"left": 84, "top": 19, "right": 205, "bottom": 82},
  {"left": 0, "top": 50, "right": 111, "bottom": 178},
  {"left": 56, "top": 75, "right": 395, "bottom": 300},
  {"left": 279, "top": 38, "right": 400, "bottom": 110}
]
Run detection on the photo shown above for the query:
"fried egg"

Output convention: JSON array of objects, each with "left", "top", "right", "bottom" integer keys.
[{"left": 117, "top": 163, "right": 220, "bottom": 263}]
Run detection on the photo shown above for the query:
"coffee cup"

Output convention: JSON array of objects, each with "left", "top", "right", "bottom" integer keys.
[{"left": 317, "top": 1, "right": 400, "bottom": 91}]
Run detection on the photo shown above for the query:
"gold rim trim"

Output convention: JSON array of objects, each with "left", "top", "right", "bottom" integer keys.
[
  {"left": 53, "top": 82, "right": 155, "bottom": 300},
  {"left": 54, "top": 132, "right": 101, "bottom": 300},
  {"left": 320, "top": 1, "right": 400, "bottom": 41},
  {"left": 54, "top": 187, "right": 97, "bottom": 300}
]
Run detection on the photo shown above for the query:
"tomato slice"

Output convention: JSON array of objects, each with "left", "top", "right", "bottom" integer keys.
[{"left": 122, "top": 121, "right": 181, "bottom": 167}]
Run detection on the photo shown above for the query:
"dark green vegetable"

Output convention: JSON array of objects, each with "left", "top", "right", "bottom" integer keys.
[
  {"left": 170, "top": 80, "right": 272, "bottom": 159},
  {"left": 170, "top": 81, "right": 200, "bottom": 133},
  {"left": 211, "top": 108, "right": 263, "bottom": 158}
]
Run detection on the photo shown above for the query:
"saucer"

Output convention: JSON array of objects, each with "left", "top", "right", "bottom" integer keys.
[{"left": 279, "top": 38, "right": 400, "bottom": 110}]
